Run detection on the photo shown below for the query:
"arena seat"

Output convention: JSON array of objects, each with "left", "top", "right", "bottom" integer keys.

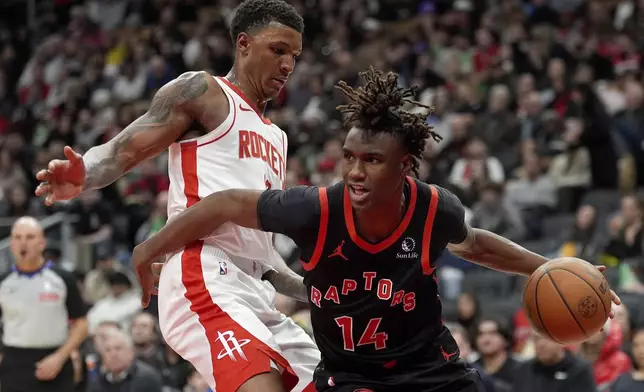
[
  {"left": 462, "top": 269, "right": 514, "bottom": 298},
  {"left": 542, "top": 214, "right": 575, "bottom": 240},
  {"left": 581, "top": 190, "right": 622, "bottom": 214}
]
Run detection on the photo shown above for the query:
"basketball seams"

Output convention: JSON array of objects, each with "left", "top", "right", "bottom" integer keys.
[
  {"left": 533, "top": 271, "right": 564, "bottom": 344},
  {"left": 548, "top": 267, "right": 608, "bottom": 320},
  {"left": 546, "top": 271, "right": 588, "bottom": 337}
]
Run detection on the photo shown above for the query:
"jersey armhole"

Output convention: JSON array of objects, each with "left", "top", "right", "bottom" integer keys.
[
  {"left": 176, "top": 76, "right": 237, "bottom": 146},
  {"left": 300, "top": 187, "right": 329, "bottom": 272},
  {"left": 421, "top": 185, "right": 440, "bottom": 276}
]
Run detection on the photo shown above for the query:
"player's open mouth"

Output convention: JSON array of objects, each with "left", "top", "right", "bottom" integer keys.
[
  {"left": 272, "top": 78, "right": 286, "bottom": 88},
  {"left": 349, "top": 185, "right": 370, "bottom": 204}
]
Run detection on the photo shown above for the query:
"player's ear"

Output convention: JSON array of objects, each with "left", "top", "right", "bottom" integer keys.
[
  {"left": 236, "top": 32, "right": 252, "bottom": 56},
  {"left": 401, "top": 155, "right": 412, "bottom": 175}
]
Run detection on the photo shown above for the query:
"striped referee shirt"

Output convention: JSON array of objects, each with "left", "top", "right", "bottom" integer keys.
[{"left": 0, "top": 261, "right": 87, "bottom": 349}]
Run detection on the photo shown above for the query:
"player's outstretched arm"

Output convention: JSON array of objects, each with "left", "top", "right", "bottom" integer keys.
[
  {"left": 82, "top": 71, "right": 210, "bottom": 189},
  {"left": 264, "top": 251, "right": 307, "bottom": 302},
  {"left": 437, "top": 185, "right": 547, "bottom": 277},
  {"left": 133, "top": 186, "right": 320, "bottom": 306},
  {"left": 447, "top": 225, "right": 548, "bottom": 277},
  {"left": 36, "top": 72, "right": 217, "bottom": 204}
]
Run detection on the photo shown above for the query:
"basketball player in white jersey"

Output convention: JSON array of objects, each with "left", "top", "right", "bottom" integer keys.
[{"left": 34, "top": 1, "right": 320, "bottom": 391}]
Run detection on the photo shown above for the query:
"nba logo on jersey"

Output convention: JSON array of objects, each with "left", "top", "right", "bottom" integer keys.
[{"left": 219, "top": 261, "right": 228, "bottom": 275}]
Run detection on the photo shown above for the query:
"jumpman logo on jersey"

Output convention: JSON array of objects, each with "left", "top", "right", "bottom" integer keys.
[
  {"left": 440, "top": 346, "right": 459, "bottom": 362},
  {"left": 329, "top": 240, "right": 348, "bottom": 260}
]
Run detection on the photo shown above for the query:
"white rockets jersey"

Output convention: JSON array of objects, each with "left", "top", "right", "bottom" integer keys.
[{"left": 166, "top": 76, "right": 287, "bottom": 273}]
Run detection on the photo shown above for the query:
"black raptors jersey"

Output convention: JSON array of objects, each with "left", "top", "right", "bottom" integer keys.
[
  {"left": 299, "top": 178, "right": 463, "bottom": 372},
  {"left": 257, "top": 177, "right": 469, "bottom": 375}
]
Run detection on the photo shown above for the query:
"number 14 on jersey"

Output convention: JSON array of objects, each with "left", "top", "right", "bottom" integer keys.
[{"left": 335, "top": 316, "right": 388, "bottom": 351}]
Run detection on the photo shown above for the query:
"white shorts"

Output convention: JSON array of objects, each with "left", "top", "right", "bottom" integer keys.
[{"left": 158, "top": 243, "right": 320, "bottom": 392}]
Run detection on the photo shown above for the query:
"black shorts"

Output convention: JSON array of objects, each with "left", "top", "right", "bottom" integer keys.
[
  {"left": 313, "top": 360, "right": 486, "bottom": 392},
  {"left": 0, "top": 346, "right": 75, "bottom": 392}
]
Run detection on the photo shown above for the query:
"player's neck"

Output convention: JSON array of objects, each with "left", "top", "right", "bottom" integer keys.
[
  {"left": 354, "top": 190, "right": 406, "bottom": 243},
  {"left": 226, "top": 68, "right": 267, "bottom": 113},
  {"left": 15, "top": 257, "right": 46, "bottom": 273}
]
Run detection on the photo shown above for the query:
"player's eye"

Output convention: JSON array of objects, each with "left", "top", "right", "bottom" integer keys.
[
  {"left": 272, "top": 48, "right": 285, "bottom": 55},
  {"left": 343, "top": 152, "right": 355, "bottom": 161},
  {"left": 365, "top": 156, "right": 381, "bottom": 164}
]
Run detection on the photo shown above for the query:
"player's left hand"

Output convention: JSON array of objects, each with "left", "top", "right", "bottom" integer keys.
[
  {"left": 35, "top": 352, "right": 66, "bottom": 380},
  {"left": 152, "top": 262, "right": 164, "bottom": 291},
  {"left": 132, "top": 246, "right": 159, "bottom": 308},
  {"left": 596, "top": 265, "right": 621, "bottom": 319}
]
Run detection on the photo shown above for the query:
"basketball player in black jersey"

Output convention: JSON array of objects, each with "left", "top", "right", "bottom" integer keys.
[{"left": 133, "top": 67, "right": 620, "bottom": 392}]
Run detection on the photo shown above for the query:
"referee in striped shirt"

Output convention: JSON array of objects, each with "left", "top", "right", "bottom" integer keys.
[{"left": 0, "top": 217, "right": 88, "bottom": 392}]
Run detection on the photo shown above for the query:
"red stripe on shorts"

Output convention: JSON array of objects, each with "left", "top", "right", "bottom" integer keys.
[{"left": 179, "top": 141, "right": 299, "bottom": 392}]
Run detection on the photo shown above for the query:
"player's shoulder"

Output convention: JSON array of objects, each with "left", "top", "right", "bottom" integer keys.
[
  {"left": 411, "top": 179, "right": 462, "bottom": 205},
  {"left": 161, "top": 71, "right": 220, "bottom": 102},
  {"left": 324, "top": 180, "right": 346, "bottom": 196}
]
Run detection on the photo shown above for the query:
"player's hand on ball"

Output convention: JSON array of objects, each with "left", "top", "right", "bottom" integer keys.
[
  {"left": 596, "top": 265, "right": 622, "bottom": 319},
  {"left": 34, "top": 146, "right": 85, "bottom": 205}
]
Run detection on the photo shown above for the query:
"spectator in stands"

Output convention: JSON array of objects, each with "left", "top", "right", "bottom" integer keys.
[
  {"left": 446, "top": 322, "right": 496, "bottom": 392},
  {"left": 130, "top": 312, "right": 163, "bottom": 370},
  {"left": 513, "top": 331, "right": 597, "bottom": 392},
  {"left": 0, "top": 183, "right": 45, "bottom": 218},
  {"left": 456, "top": 292, "right": 481, "bottom": 344},
  {"left": 604, "top": 194, "right": 643, "bottom": 264},
  {"left": 447, "top": 323, "right": 476, "bottom": 363},
  {"left": 0, "top": 146, "right": 27, "bottom": 193},
  {"left": 135, "top": 191, "right": 168, "bottom": 245},
  {"left": 69, "top": 189, "right": 113, "bottom": 247},
  {"left": 506, "top": 152, "right": 557, "bottom": 239},
  {"left": 614, "top": 304, "right": 635, "bottom": 364},
  {"left": 83, "top": 321, "right": 121, "bottom": 385},
  {"left": 548, "top": 117, "right": 592, "bottom": 212},
  {"left": 449, "top": 137, "right": 505, "bottom": 202},
  {"left": 611, "top": 326, "right": 644, "bottom": 392},
  {"left": 87, "top": 271, "right": 141, "bottom": 333},
  {"left": 88, "top": 328, "right": 162, "bottom": 392},
  {"left": 558, "top": 204, "right": 601, "bottom": 260},
  {"left": 470, "top": 182, "right": 526, "bottom": 242},
  {"left": 612, "top": 81, "right": 644, "bottom": 186},
  {"left": 84, "top": 249, "right": 127, "bottom": 305},
  {"left": 580, "top": 319, "right": 632, "bottom": 391},
  {"left": 474, "top": 84, "right": 519, "bottom": 171},
  {"left": 473, "top": 316, "right": 520, "bottom": 391}
]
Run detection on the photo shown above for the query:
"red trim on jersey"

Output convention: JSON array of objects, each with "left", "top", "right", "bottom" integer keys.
[
  {"left": 218, "top": 77, "right": 273, "bottom": 125},
  {"left": 197, "top": 87, "right": 238, "bottom": 147},
  {"left": 301, "top": 187, "right": 329, "bottom": 271},
  {"left": 179, "top": 144, "right": 298, "bottom": 392},
  {"left": 421, "top": 185, "right": 440, "bottom": 275},
  {"left": 343, "top": 177, "right": 417, "bottom": 254},
  {"left": 181, "top": 141, "right": 200, "bottom": 206},
  {"left": 281, "top": 131, "right": 287, "bottom": 190},
  {"left": 302, "top": 381, "right": 316, "bottom": 392}
]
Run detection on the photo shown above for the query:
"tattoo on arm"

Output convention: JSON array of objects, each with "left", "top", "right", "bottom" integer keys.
[
  {"left": 265, "top": 269, "right": 308, "bottom": 302},
  {"left": 83, "top": 72, "right": 209, "bottom": 190}
]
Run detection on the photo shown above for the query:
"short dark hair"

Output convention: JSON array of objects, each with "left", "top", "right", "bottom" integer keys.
[
  {"left": 229, "top": 0, "right": 304, "bottom": 44},
  {"left": 335, "top": 67, "right": 441, "bottom": 177}
]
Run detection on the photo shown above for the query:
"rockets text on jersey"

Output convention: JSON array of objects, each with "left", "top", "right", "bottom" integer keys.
[{"left": 166, "top": 76, "right": 287, "bottom": 270}]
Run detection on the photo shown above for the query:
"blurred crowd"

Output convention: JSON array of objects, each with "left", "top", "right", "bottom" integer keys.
[{"left": 1, "top": 0, "right": 644, "bottom": 391}]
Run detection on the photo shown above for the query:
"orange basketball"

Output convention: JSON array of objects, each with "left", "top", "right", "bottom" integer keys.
[{"left": 522, "top": 257, "right": 612, "bottom": 344}]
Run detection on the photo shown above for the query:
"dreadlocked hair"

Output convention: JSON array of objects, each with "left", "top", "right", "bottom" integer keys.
[{"left": 335, "top": 66, "right": 441, "bottom": 177}]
